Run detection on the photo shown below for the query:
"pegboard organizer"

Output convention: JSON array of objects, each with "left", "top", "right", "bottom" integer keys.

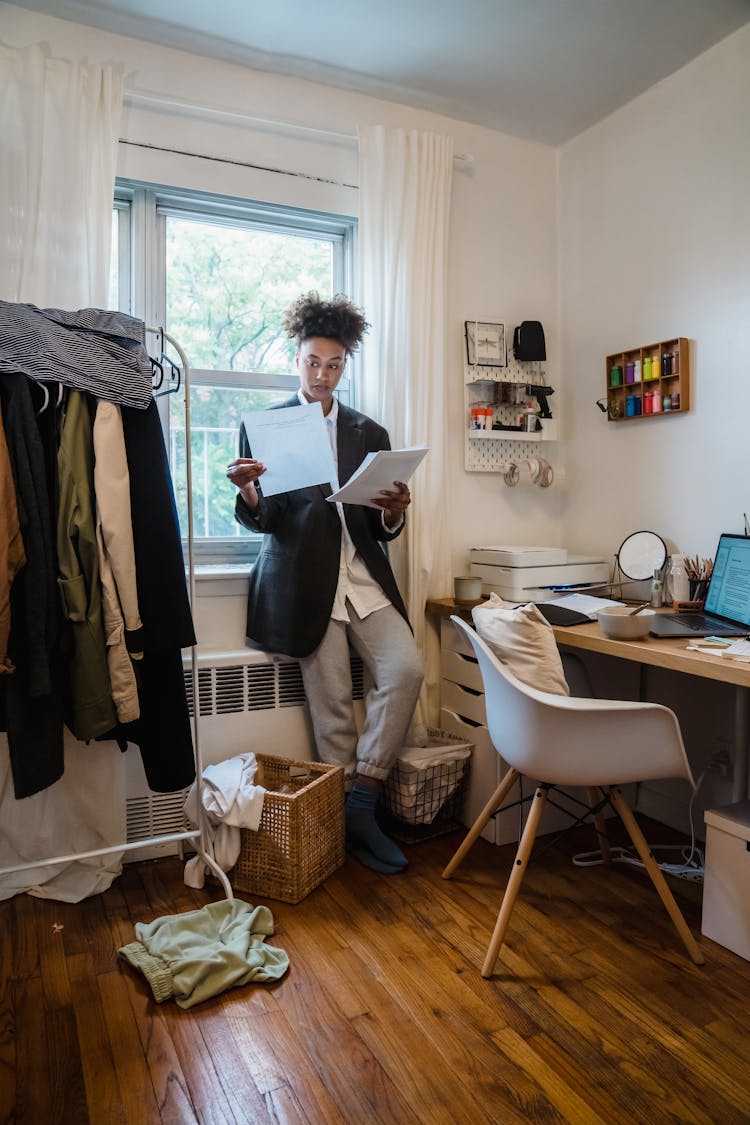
[{"left": 464, "top": 353, "right": 559, "bottom": 476}]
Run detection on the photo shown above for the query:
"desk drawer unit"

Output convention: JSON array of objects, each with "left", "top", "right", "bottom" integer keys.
[
  {"left": 440, "top": 617, "right": 520, "bottom": 845},
  {"left": 439, "top": 615, "right": 589, "bottom": 847}
]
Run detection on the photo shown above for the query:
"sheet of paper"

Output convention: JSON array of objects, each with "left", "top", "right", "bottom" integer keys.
[
  {"left": 326, "top": 446, "right": 429, "bottom": 508},
  {"left": 544, "top": 593, "right": 626, "bottom": 619},
  {"left": 241, "top": 402, "right": 336, "bottom": 497}
]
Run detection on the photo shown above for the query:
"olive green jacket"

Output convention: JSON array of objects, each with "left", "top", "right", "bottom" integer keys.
[{"left": 56, "top": 391, "right": 116, "bottom": 739}]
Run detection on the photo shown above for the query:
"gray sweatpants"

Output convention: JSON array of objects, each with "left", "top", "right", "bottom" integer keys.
[{"left": 298, "top": 602, "right": 423, "bottom": 781}]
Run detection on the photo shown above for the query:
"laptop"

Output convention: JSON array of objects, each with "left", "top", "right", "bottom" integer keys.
[{"left": 650, "top": 533, "right": 750, "bottom": 638}]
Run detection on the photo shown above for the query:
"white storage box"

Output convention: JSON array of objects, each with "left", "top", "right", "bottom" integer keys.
[{"left": 702, "top": 801, "right": 750, "bottom": 961}]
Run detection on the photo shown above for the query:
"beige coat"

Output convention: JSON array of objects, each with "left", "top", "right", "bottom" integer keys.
[{"left": 93, "top": 400, "right": 142, "bottom": 723}]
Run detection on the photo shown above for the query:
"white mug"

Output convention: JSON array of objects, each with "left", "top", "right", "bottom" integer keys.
[{"left": 453, "top": 575, "right": 483, "bottom": 603}]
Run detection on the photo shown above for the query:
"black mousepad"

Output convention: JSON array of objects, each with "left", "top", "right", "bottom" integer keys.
[{"left": 536, "top": 603, "right": 592, "bottom": 627}]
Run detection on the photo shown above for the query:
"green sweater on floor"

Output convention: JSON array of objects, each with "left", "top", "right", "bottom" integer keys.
[{"left": 119, "top": 898, "right": 288, "bottom": 1009}]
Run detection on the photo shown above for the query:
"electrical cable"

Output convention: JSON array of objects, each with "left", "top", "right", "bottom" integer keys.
[{"left": 572, "top": 771, "right": 707, "bottom": 883}]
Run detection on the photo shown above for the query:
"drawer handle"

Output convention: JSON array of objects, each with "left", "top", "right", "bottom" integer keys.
[{"left": 454, "top": 712, "right": 481, "bottom": 727}]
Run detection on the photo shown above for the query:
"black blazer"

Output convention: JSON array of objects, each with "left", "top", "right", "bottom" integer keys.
[{"left": 235, "top": 397, "right": 409, "bottom": 658}]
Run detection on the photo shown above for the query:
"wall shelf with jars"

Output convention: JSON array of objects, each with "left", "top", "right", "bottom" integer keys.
[{"left": 605, "top": 337, "right": 689, "bottom": 422}]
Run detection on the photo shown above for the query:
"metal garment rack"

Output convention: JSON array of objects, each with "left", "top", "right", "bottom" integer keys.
[{"left": 0, "top": 326, "right": 233, "bottom": 900}]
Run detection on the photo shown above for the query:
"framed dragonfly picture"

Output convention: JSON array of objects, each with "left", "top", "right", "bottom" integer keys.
[{"left": 464, "top": 320, "right": 506, "bottom": 367}]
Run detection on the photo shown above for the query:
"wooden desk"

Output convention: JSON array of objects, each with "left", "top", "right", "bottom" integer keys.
[{"left": 427, "top": 598, "right": 750, "bottom": 802}]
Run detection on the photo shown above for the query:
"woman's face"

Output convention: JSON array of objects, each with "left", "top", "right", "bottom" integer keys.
[{"left": 296, "top": 336, "right": 347, "bottom": 415}]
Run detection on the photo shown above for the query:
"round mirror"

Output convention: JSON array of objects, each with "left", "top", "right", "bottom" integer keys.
[{"left": 616, "top": 530, "right": 667, "bottom": 581}]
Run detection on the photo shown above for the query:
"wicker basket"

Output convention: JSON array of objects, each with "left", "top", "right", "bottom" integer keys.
[{"left": 230, "top": 754, "right": 345, "bottom": 904}]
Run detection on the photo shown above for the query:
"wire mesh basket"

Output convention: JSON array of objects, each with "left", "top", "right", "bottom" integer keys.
[{"left": 380, "top": 729, "right": 473, "bottom": 843}]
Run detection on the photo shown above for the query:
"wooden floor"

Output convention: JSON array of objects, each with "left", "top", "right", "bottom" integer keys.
[{"left": 2, "top": 819, "right": 750, "bottom": 1125}]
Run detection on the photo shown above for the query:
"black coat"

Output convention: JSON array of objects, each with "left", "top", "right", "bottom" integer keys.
[
  {"left": 235, "top": 398, "right": 408, "bottom": 658},
  {"left": 0, "top": 374, "right": 65, "bottom": 797},
  {"left": 110, "top": 400, "right": 197, "bottom": 793}
]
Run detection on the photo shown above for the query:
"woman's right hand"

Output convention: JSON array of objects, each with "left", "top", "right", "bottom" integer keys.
[{"left": 226, "top": 458, "right": 266, "bottom": 508}]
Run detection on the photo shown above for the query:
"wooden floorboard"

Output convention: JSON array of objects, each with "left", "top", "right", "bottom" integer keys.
[{"left": 2, "top": 819, "right": 750, "bottom": 1125}]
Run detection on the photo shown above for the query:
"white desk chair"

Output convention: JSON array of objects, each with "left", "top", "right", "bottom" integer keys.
[{"left": 443, "top": 616, "right": 705, "bottom": 978}]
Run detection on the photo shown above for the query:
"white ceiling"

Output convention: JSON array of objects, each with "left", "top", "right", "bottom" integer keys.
[{"left": 10, "top": 0, "right": 750, "bottom": 144}]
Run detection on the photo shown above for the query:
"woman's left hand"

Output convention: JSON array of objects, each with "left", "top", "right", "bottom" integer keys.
[{"left": 375, "top": 481, "right": 411, "bottom": 527}]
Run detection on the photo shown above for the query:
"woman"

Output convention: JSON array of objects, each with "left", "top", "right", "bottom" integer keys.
[{"left": 227, "top": 292, "right": 423, "bottom": 874}]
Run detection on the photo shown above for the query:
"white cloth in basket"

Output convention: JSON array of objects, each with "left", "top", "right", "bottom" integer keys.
[{"left": 183, "top": 753, "right": 266, "bottom": 889}]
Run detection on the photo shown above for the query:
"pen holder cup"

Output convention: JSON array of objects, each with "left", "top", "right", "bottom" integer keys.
[{"left": 688, "top": 579, "right": 707, "bottom": 603}]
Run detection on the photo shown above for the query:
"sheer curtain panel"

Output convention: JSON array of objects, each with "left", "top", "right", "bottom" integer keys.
[
  {"left": 357, "top": 126, "right": 453, "bottom": 726},
  {"left": 0, "top": 41, "right": 126, "bottom": 901},
  {"left": 0, "top": 41, "right": 123, "bottom": 307}
]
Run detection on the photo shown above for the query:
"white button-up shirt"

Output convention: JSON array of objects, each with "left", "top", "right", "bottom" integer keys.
[{"left": 297, "top": 390, "right": 398, "bottom": 623}]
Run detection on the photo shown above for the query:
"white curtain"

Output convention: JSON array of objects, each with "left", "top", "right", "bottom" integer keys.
[
  {"left": 0, "top": 41, "right": 123, "bottom": 306},
  {"left": 358, "top": 126, "right": 454, "bottom": 726},
  {"left": 0, "top": 41, "right": 126, "bottom": 901}
]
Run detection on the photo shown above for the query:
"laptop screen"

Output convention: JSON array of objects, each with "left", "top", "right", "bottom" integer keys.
[{"left": 704, "top": 534, "right": 750, "bottom": 627}]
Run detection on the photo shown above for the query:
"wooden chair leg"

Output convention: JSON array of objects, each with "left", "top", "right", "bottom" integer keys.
[
  {"left": 587, "top": 786, "right": 612, "bottom": 864},
  {"left": 442, "top": 768, "right": 519, "bottom": 879},
  {"left": 609, "top": 786, "right": 705, "bottom": 966},
  {"left": 482, "top": 785, "right": 548, "bottom": 978}
]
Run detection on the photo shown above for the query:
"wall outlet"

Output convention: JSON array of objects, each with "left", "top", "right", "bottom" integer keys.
[{"left": 707, "top": 745, "right": 732, "bottom": 778}]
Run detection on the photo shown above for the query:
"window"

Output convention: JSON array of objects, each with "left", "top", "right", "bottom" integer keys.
[{"left": 110, "top": 183, "right": 355, "bottom": 562}]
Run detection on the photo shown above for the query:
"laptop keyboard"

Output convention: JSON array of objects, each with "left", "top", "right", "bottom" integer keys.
[{"left": 670, "top": 613, "right": 746, "bottom": 634}]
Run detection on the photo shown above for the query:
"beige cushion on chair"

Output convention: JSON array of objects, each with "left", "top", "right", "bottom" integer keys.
[{"left": 471, "top": 593, "right": 569, "bottom": 696}]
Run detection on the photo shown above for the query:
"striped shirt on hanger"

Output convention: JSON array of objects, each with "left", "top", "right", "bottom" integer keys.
[{"left": 0, "top": 300, "right": 153, "bottom": 410}]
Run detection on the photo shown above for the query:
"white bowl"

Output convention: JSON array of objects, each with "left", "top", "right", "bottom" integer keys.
[{"left": 596, "top": 605, "right": 656, "bottom": 640}]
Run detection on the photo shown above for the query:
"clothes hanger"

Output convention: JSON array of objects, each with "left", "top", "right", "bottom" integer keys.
[
  {"left": 34, "top": 382, "right": 50, "bottom": 415},
  {"left": 154, "top": 355, "right": 182, "bottom": 398},
  {"left": 151, "top": 356, "right": 165, "bottom": 391}
]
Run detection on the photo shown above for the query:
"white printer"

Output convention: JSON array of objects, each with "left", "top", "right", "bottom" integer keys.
[{"left": 469, "top": 545, "right": 609, "bottom": 602}]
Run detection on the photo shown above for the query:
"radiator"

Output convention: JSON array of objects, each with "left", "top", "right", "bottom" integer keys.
[{"left": 124, "top": 649, "right": 364, "bottom": 860}]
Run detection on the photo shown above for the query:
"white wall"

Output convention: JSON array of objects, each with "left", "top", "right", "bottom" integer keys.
[
  {"left": 1, "top": 2, "right": 562, "bottom": 584},
  {"left": 559, "top": 24, "right": 750, "bottom": 565},
  {"left": 558, "top": 26, "right": 750, "bottom": 829}
]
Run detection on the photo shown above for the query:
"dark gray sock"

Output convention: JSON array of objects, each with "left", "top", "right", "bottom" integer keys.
[
  {"left": 348, "top": 841, "right": 406, "bottom": 874},
  {"left": 345, "top": 781, "right": 408, "bottom": 868}
]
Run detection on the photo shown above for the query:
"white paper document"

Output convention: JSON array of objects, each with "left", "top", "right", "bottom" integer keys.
[
  {"left": 544, "top": 593, "right": 625, "bottom": 619},
  {"left": 327, "top": 446, "right": 429, "bottom": 508},
  {"left": 241, "top": 402, "right": 336, "bottom": 497}
]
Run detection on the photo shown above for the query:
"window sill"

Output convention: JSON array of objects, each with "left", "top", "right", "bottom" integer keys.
[{"left": 191, "top": 563, "right": 253, "bottom": 597}]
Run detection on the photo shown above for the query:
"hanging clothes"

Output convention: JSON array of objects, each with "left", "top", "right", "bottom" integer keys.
[
  {"left": 0, "top": 300, "right": 153, "bottom": 409},
  {"left": 1, "top": 302, "right": 197, "bottom": 801},
  {"left": 0, "top": 400, "right": 26, "bottom": 674}
]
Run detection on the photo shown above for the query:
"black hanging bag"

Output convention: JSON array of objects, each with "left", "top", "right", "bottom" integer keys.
[{"left": 513, "top": 321, "right": 546, "bottom": 362}]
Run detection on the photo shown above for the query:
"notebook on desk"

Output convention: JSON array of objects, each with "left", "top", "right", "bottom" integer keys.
[{"left": 650, "top": 533, "right": 750, "bottom": 637}]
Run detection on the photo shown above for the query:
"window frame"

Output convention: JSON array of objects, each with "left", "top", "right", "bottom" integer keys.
[{"left": 113, "top": 180, "right": 356, "bottom": 564}]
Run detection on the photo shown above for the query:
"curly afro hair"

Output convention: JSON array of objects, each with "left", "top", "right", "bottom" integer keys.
[{"left": 282, "top": 291, "right": 369, "bottom": 355}]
